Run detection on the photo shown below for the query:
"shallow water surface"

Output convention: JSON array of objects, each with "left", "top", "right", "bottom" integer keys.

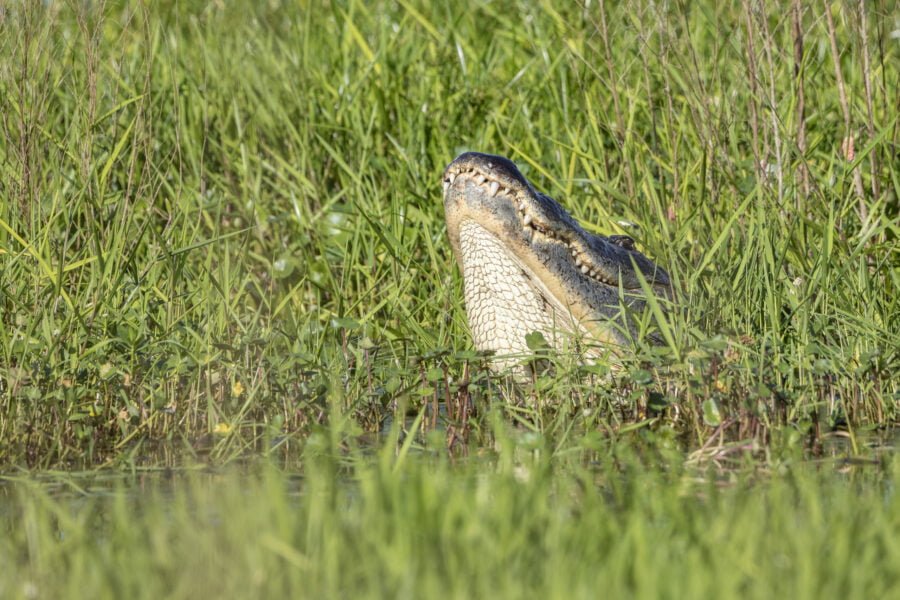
[{"left": 1, "top": 437, "right": 898, "bottom": 600}]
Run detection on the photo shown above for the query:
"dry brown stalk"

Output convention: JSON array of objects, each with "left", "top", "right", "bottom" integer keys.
[
  {"left": 793, "top": 0, "right": 809, "bottom": 200},
  {"left": 756, "top": 0, "right": 785, "bottom": 201},
  {"left": 742, "top": 0, "right": 765, "bottom": 185},
  {"left": 857, "top": 0, "right": 880, "bottom": 201},
  {"left": 824, "top": 1, "right": 867, "bottom": 219}
]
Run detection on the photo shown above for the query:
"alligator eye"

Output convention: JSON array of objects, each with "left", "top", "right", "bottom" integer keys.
[{"left": 609, "top": 235, "right": 636, "bottom": 251}]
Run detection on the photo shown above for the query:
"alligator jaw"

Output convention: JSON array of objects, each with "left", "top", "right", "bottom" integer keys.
[{"left": 442, "top": 151, "right": 670, "bottom": 363}]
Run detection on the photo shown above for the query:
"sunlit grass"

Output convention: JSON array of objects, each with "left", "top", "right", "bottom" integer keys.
[
  {"left": 0, "top": 1, "right": 897, "bottom": 468},
  {"left": 1, "top": 3, "right": 897, "bottom": 596}
]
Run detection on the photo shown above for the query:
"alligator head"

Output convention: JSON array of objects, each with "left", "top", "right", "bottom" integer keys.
[{"left": 442, "top": 151, "right": 671, "bottom": 369}]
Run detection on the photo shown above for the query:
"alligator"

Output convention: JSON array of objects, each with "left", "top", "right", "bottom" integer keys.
[{"left": 442, "top": 151, "right": 671, "bottom": 370}]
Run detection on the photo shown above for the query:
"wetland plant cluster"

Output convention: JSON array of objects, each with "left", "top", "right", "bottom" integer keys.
[
  {"left": 0, "top": 1, "right": 898, "bottom": 598},
  {"left": 0, "top": 0, "right": 896, "bottom": 465}
]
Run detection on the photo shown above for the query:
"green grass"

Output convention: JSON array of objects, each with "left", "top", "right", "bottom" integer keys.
[
  {"left": 2, "top": 0, "right": 897, "bottom": 467},
  {"left": 1, "top": 430, "right": 898, "bottom": 599},
  {"left": 0, "top": 2, "right": 898, "bottom": 595}
]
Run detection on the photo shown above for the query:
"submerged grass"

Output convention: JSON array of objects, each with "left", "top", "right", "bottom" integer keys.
[{"left": 0, "top": 0, "right": 898, "bottom": 467}]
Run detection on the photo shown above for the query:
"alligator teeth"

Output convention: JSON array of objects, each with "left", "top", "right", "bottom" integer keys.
[
  {"left": 522, "top": 213, "right": 533, "bottom": 226},
  {"left": 575, "top": 257, "right": 582, "bottom": 267},
  {"left": 475, "top": 174, "right": 487, "bottom": 184},
  {"left": 448, "top": 173, "right": 456, "bottom": 184},
  {"left": 443, "top": 180, "right": 450, "bottom": 192},
  {"left": 580, "top": 265, "right": 589, "bottom": 274},
  {"left": 589, "top": 269, "right": 597, "bottom": 278},
  {"left": 488, "top": 181, "right": 500, "bottom": 197},
  {"left": 518, "top": 201, "right": 526, "bottom": 212}
]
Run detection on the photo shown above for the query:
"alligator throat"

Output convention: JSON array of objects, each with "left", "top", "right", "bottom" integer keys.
[
  {"left": 442, "top": 151, "right": 671, "bottom": 368},
  {"left": 458, "top": 221, "right": 572, "bottom": 359}
]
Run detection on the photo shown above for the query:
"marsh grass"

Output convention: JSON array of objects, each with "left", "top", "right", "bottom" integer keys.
[
  {"left": 0, "top": 430, "right": 898, "bottom": 599},
  {"left": 0, "top": 1, "right": 898, "bottom": 467}
]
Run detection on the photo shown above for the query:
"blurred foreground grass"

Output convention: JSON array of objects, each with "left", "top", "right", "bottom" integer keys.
[
  {"left": 0, "top": 0, "right": 898, "bottom": 467},
  {"left": 1, "top": 432, "right": 898, "bottom": 599}
]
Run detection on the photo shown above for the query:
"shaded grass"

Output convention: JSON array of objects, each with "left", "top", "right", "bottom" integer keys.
[{"left": 0, "top": 0, "right": 898, "bottom": 467}]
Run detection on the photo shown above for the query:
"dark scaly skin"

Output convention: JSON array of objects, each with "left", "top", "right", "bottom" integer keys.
[{"left": 443, "top": 152, "right": 671, "bottom": 366}]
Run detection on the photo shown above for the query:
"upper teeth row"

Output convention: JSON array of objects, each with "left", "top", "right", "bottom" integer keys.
[
  {"left": 571, "top": 246, "right": 617, "bottom": 286},
  {"left": 444, "top": 167, "right": 618, "bottom": 287},
  {"left": 443, "top": 168, "right": 503, "bottom": 198}
]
